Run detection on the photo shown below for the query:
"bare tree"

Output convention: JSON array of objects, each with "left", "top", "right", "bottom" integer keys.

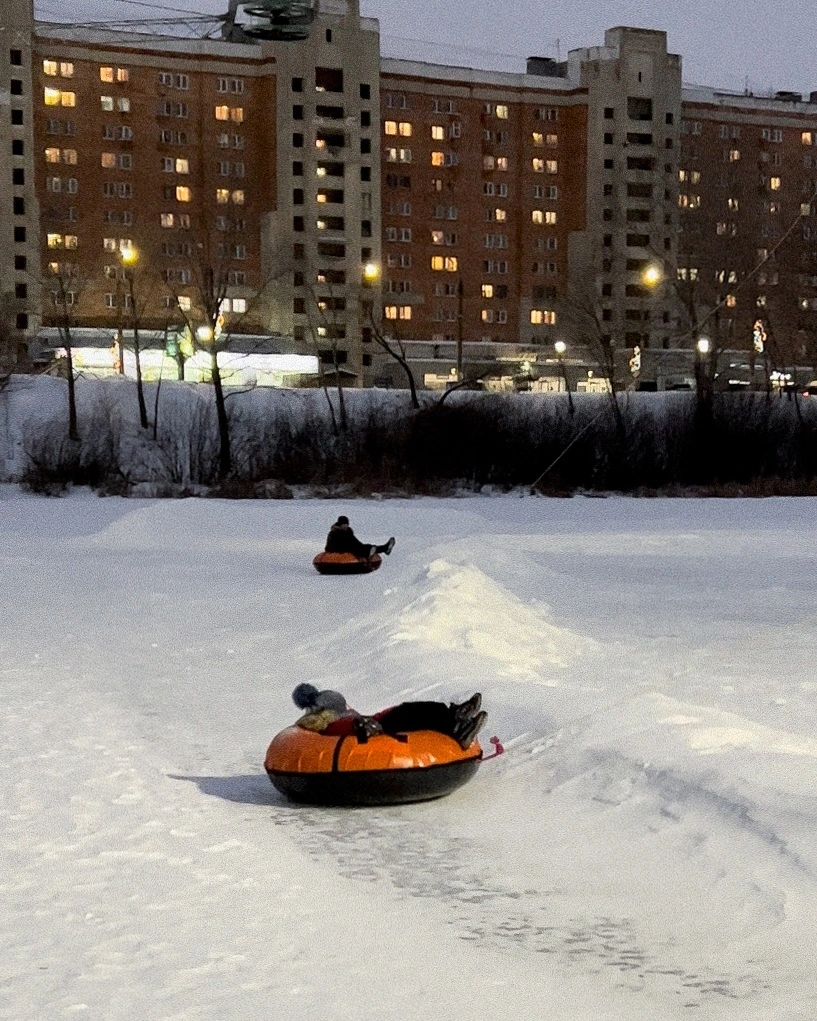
[
  {"left": 43, "top": 264, "right": 85, "bottom": 442},
  {"left": 172, "top": 240, "right": 280, "bottom": 478}
]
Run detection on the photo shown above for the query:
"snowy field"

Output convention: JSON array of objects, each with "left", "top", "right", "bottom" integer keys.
[{"left": 2, "top": 489, "right": 817, "bottom": 1020}]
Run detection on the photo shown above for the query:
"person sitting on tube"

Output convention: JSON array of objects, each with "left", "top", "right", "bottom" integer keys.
[{"left": 291, "top": 683, "right": 487, "bottom": 751}]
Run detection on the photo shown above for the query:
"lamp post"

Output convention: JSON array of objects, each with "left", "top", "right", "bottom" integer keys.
[
  {"left": 554, "top": 339, "right": 574, "bottom": 415},
  {"left": 695, "top": 335, "right": 711, "bottom": 398}
]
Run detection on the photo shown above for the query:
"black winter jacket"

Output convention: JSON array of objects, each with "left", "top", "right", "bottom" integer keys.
[{"left": 324, "top": 523, "right": 371, "bottom": 557}]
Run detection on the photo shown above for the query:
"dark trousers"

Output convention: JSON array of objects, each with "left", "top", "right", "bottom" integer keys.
[{"left": 374, "top": 701, "right": 457, "bottom": 738}]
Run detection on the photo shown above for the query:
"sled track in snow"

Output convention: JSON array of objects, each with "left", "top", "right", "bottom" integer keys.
[{"left": 270, "top": 803, "right": 772, "bottom": 1007}]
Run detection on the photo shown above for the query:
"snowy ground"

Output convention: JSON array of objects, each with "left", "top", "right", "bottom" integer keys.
[{"left": 2, "top": 489, "right": 817, "bottom": 1020}]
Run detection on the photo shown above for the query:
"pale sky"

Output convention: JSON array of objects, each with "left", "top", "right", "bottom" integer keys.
[{"left": 35, "top": 0, "right": 817, "bottom": 97}]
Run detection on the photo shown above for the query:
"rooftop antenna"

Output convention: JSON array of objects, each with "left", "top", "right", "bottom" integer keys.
[{"left": 555, "top": 38, "right": 560, "bottom": 61}]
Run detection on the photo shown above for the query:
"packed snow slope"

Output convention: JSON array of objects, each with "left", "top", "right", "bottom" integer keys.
[{"left": 2, "top": 490, "right": 817, "bottom": 1020}]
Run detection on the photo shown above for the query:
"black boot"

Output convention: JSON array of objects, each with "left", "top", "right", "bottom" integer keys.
[
  {"left": 453, "top": 693, "right": 482, "bottom": 722},
  {"left": 455, "top": 710, "right": 487, "bottom": 750}
]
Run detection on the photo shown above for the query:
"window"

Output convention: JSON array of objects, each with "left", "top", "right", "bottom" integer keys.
[
  {"left": 532, "top": 158, "right": 545, "bottom": 173},
  {"left": 495, "top": 105, "right": 508, "bottom": 119},
  {"left": 315, "top": 67, "right": 343, "bottom": 93},
  {"left": 44, "top": 89, "right": 75, "bottom": 107},
  {"left": 232, "top": 190, "right": 244, "bottom": 204},
  {"left": 176, "top": 186, "right": 191, "bottom": 202},
  {"left": 101, "top": 96, "right": 114, "bottom": 111},
  {"left": 496, "top": 157, "right": 507, "bottom": 170},
  {"left": 532, "top": 132, "right": 544, "bottom": 147},
  {"left": 431, "top": 125, "right": 445, "bottom": 140},
  {"left": 530, "top": 309, "right": 556, "bottom": 325},
  {"left": 482, "top": 284, "right": 494, "bottom": 298},
  {"left": 770, "top": 176, "right": 782, "bottom": 190}
]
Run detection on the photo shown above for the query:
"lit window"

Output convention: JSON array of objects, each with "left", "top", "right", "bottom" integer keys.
[
  {"left": 728, "top": 197, "right": 739, "bottom": 211},
  {"left": 495, "top": 208, "right": 506, "bottom": 221},
  {"left": 481, "top": 284, "right": 494, "bottom": 299},
  {"left": 431, "top": 256, "right": 444, "bottom": 271},
  {"left": 100, "top": 66, "right": 114, "bottom": 82},
  {"left": 729, "top": 149, "right": 740, "bottom": 161},
  {"left": 231, "top": 107, "right": 243, "bottom": 123},
  {"left": 431, "top": 125, "right": 444, "bottom": 140},
  {"left": 175, "top": 158, "right": 189, "bottom": 173},
  {"left": 532, "top": 158, "right": 544, "bottom": 173},
  {"left": 431, "top": 151, "right": 444, "bottom": 167},
  {"left": 103, "top": 237, "right": 118, "bottom": 251},
  {"left": 101, "top": 152, "right": 116, "bottom": 168},
  {"left": 161, "top": 213, "right": 175, "bottom": 227},
  {"left": 398, "top": 122, "right": 412, "bottom": 136},
  {"left": 545, "top": 211, "right": 557, "bottom": 224},
  {"left": 60, "top": 63, "right": 73, "bottom": 77},
  {"left": 176, "top": 186, "right": 192, "bottom": 202},
  {"left": 770, "top": 176, "right": 781, "bottom": 190},
  {"left": 47, "top": 233, "right": 63, "bottom": 248},
  {"left": 802, "top": 132, "right": 813, "bottom": 145},
  {"left": 216, "top": 189, "right": 229, "bottom": 204},
  {"left": 215, "top": 106, "right": 229, "bottom": 121},
  {"left": 483, "top": 156, "right": 495, "bottom": 170},
  {"left": 117, "top": 68, "right": 129, "bottom": 82},
  {"left": 431, "top": 230, "right": 445, "bottom": 245},
  {"left": 101, "top": 96, "right": 114, "bottom": 111},
  {"left": 232, "top": 298, "right": 247, "bottom": 313},
  {"left": 43, "top": 60, "right": 58, "bottom": 76},
  {"left": 546, "top": 134, "right": 558, "bottom": 147},
  {"left": 495, "top": 105, "right": 508, "bottom": 119},
  {"left": 530, "top": 309, "right": 556, "bottom": 325},
  {"left": 532, "top": 210, "right": 544, "bottom": 224},
  {"left": 546, "top": 160, "right": 558, "bottom": 173},
  {"left": 802, "top": 203, "right": 812, "bottom": 216},
  {"left": 444, "top": 257, "right": 458, "bottom": 271},
  {"left": 384, "top": 121, "right": 397, "bottom": 135},
  {"left": 232, "top": 190, "right": 245, "bottom": 204},
  {"left": 44, "top": 88, "right": 60, "bottom": 106},
  {"left": 117, "top": 98, "right": 130, "bottom": 112},
  {"left": 45, "top": 147, "right": 60, "bottom": 163},
  {"left": 178, "top": 296, "right": 191, "bottom": 311},
  {"left": 481, "top": 309, "right": 493, "bottom": 323},
  {"left": 725, "top": 294, "right": 737, "bottom": 307},
  {"left": 496, "top": 157, "right": 508, "bottom": 170},
  {"left": 532, "top": 132, "right": 544, "bottom": 146}
]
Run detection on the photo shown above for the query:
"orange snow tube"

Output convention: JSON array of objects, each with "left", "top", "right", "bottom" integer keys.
[
  {"left": 313, "top": 551, "right": 382, "bottom": 575},
  {"left": 265, "top": 726, "right": 482, "bottom": 805}
]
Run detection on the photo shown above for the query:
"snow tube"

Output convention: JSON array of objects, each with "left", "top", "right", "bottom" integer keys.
[
  {"left": 264, "top": 726, "right": 482, "bottom": 805},
  {"left": 313, "top": 551, "right": 382, "bottom": 575}
]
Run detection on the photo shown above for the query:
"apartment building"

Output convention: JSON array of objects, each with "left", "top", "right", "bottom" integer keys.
[
  {"left": 678, "top": 89, "right": 817, "bottom": 378},
  {"left": 376, "top": 28, "right": 682, "bottom": 388},
  {"left": 1, "top": 0, "right": 40, "bottom": 371},
  {"left": 9, "top": 0, "right": 380, "bottom": 382},
  {"left": 5, "top": 10, "right": 817, "bottom": 390}
]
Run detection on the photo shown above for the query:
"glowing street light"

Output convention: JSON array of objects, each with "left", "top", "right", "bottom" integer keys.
[
  {"left": 362, "top": 261, "right": 379, "bottom": 284},
  {"left": 642, "top": 263, "right": 663, "bottom": 288},
  {"left": 696, "top": 336, "right": 711, "bottom": 355},
  {"left": 120, "top": 245, "right": 138, "bottom": 268},
  {"left": 196, "top": 325, "right": 214, "bottom": 343},
  {"left": 553, "top": 340, "right": 574, "bottom": 414}
]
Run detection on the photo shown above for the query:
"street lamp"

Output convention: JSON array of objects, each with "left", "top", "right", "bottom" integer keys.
[
  {"left": 362, "top": 261, "right": 379, "bottom": 285},
  {"left": 641, "top": 263, "right": 663, "bottom": 288},
  {"left": 554, "top": 339, "right": 574, "bottom": 414},
  {"left": 115, "top": 244, "right": 139, "bottom": 375},
  {"left": 196, "top": 325, "right": 214, "bottom": 343}
]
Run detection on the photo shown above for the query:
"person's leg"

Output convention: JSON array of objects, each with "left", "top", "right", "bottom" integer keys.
[
  {"left": 374, "top": 537, "right": 395, "bottom": 555},
  {"left": 376, "top": 701, "right": 457, "bottom": 735}
]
